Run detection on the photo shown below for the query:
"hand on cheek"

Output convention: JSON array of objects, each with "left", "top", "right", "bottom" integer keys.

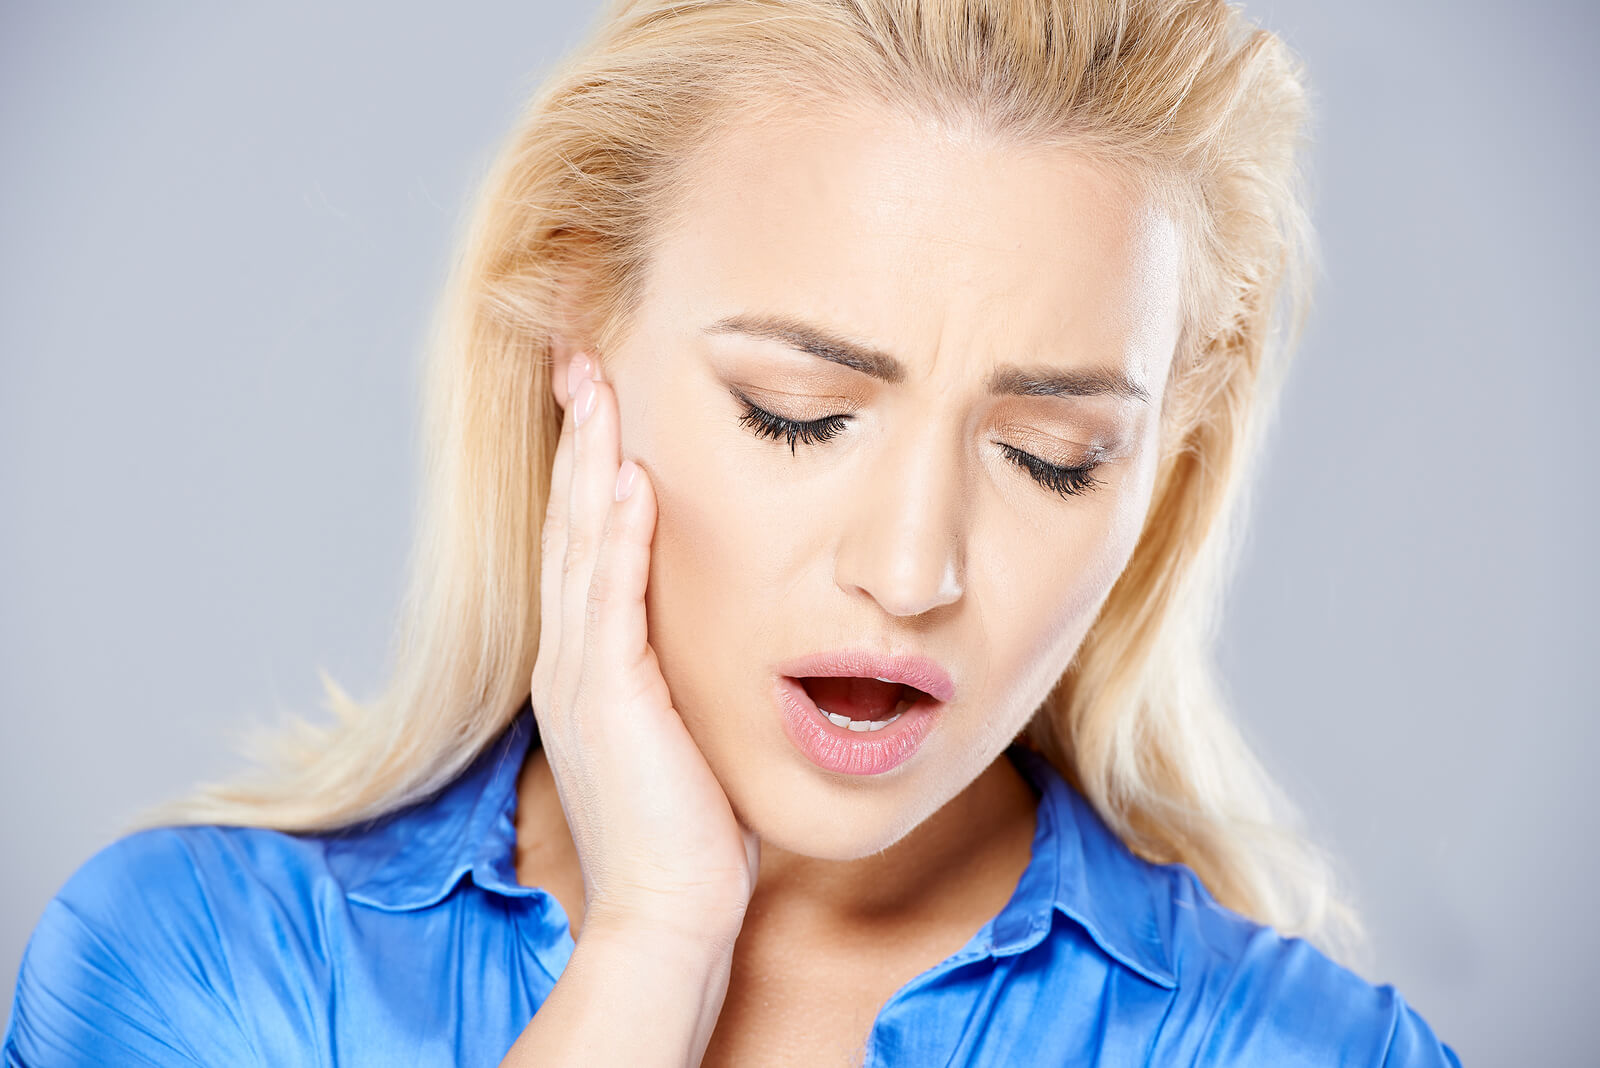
[{"left": 531, "top": 349, "right": 760, "bottom": 947}]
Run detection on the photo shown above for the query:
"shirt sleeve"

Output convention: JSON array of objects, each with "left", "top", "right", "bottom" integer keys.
[
  {"left": 3, "top": 829, "right": 252, "bottom": 1067},
  {"left": 1380, "top": 990, "right": 1463, "bottom": 1068},
  {"left": 1180, "top": 926, "right": 1462, "bottom": 1067}
]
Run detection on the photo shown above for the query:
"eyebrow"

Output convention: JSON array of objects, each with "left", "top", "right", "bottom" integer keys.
[{"left": 703, "top": 312, "right": 1150, "bottom": 405}]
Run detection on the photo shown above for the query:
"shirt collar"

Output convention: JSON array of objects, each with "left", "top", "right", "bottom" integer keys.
[
  {"left": 329, "top": 704, "right": 1174, "bottom": 989},
  {"left": 328, "top": 701, "right": 542, "bottom": 910},
  {"left": 996, "top": 744, "right": 1176, "bottom": 988}
]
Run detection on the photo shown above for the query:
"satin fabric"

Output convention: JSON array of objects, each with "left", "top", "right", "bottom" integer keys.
[{"left": 5, "top": 705, "right": 1460, "bottom": 1066}]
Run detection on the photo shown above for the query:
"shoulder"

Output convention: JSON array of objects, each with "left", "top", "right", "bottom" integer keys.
[
  {"left": 1149, "top": 863, "right": 1461, "bottom": 1067},
  {"left": 32, "top": 821, "right": 337, "bottom": 956},
  {"left": 4, "top": 823, "right": 335, "bottom": 1065}
]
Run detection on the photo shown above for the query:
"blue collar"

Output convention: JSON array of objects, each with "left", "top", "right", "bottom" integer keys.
[{"left": 326, "top": 704, "right": 1175, "bottom": 990}]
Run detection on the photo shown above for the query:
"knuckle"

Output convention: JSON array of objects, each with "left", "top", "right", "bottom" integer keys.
[
  {"left": 561, "top": 533, "right": 594, "bottom": 574},
  {"left": 583, "top": 564, "right": 623, "bottom": 632},
  {"left": 584, "top": 579, "right": 608, "bottom": 631}
]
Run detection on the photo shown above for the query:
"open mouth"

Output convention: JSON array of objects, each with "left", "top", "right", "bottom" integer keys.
[
  {"left": 774, "top": 671, "right": 945, "bottom": 775},
  {"left": 792, "top": 676, "right": 932, "bottom": 733}
]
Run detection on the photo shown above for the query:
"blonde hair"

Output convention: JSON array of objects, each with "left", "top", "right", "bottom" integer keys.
[{"left": 137, "top": 0, "right": 1366, "bottom": 967}]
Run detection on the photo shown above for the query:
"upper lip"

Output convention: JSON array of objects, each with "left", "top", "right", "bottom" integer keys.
[{"left": 777, "top": 648, "right": 956, "bottom": 704}]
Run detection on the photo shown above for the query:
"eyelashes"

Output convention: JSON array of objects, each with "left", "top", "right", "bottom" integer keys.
[
  {"left": 730, "top": 390, "right": 1106, "bottom": 500},
  {"left": 992, "top": 442, "right": 1105, "bottom": 498},
  {"left": 733, "top": 393, "right": 851, "bottom": 453}
]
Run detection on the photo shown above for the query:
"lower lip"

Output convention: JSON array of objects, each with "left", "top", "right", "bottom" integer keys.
[{"left": 775, "top": 675, "right": 941, "bottom": 776}]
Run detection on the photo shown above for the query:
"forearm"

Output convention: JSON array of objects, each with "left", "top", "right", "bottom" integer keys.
[{"left": 498, "top": 918, "right": 739, "bottom": 1067}]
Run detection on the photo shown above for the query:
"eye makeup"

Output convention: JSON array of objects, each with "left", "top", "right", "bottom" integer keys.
[
  {"left": 733, "top": 391, "right": 851, "bottom": 453},
  {"left": 993, "top": 441, "right": 1106, "bottom": 498},
  {"left": 727, "top": 386, "right": 1109, "bottom": 500}
]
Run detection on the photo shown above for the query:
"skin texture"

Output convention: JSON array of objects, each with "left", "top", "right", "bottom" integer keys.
[{"left": 517, "top": 100, "right": 1183, "bottom": 1063}]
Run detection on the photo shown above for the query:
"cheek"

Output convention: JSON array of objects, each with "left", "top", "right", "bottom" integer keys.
[
  {"left": 639, "top": 464, "right": 735, "bottom": 733},
  {"left": 641, "top": 439, "right": 732, "bottom": 629},
  {"left": 992, "top": 527, "right": 1116, "bottom": 678},
  {"left": 638, "top": 426, "right": 807, "bottom": 712},
  {"left": 981, "top": 476, "right": 1155, "bottom": 707},
  {"left": 642, "top": 417, "right": 783, "bottom": 603}
]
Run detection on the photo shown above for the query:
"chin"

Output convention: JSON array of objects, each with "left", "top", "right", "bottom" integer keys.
[
  {"left": 704, "top": 736, "right": 946, "bottom": 862},
  {"left": 743, "top": 800, "right": 923, "bottom": 862}
]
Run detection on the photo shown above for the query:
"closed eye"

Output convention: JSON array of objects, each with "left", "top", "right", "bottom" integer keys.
[
  {"left": 732, "top": 391, "right": 850, "bottom": 453},
  {"left": 730, "top": 389, "right": 1105, "bottom": 500}
]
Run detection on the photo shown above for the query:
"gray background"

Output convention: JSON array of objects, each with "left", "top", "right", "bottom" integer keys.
[{"left": 2, "top": 2, "right": 1593, "bottom": 1063}]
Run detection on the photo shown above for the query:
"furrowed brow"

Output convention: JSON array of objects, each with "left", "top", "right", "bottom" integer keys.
[{"left": 704, "top": 312, "right": 1149, "bottom": 404}]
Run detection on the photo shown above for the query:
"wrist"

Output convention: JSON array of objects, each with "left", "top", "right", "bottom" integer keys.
[
  {"left": 499, "top": 901, "right": 743, "bottom": 1067},
  {"left": 580, "top": 902, "right": 747, "bottom": 961}
]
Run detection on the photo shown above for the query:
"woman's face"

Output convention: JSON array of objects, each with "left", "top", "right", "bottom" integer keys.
[{"left": 599, "top": 102, "right": 1182, "bottom": 861}]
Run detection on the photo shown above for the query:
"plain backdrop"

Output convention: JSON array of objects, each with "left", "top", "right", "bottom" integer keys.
[{"left": 2, "top": 2, "right": 1594, "bottom": 1063}]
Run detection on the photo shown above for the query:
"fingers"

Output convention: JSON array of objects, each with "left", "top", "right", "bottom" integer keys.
[
  {"left": 537, "top": 352, "right": 658, "bottom": 721},
  {"left": 534, "top": 360, "right": 582, "bottom": 708},
  {"left": 585, "top": 455, "right": 657, "bottom": 696},
  {"left": 556, "top": 363, "right": 623, "bottom": 706}
]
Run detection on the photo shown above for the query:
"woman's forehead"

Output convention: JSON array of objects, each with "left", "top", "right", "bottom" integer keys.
[{"left": 649, "top": 104, "right": 1183, "bottom": 384}]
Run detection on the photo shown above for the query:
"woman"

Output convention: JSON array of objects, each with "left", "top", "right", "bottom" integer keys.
[{"left": 5, "top": 0, "right": 1460, "bottom": 1065}]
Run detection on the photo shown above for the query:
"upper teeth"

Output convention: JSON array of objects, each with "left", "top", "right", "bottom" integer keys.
[{"left": 820, "top": 696, "right": 912, "bottom": 732}]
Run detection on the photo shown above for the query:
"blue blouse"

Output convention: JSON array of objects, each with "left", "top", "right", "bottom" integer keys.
[{"left": 5, "top": 706, "right": 1460, "bottom": 1066}]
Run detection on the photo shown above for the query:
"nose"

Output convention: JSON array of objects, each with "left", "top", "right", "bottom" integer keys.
[{"left": 833, "top": 426, "right": 967, "bottom": 618}]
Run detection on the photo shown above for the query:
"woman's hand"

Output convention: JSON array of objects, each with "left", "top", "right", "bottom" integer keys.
[{"left": 529, "top": 352, "right": 759, "bottom": 949}]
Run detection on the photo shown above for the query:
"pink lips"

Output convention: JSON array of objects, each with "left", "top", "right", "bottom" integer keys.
[
  {"left": 775, "top": 675, "right": 941, "bottom": 776},
  {"left": 774, "top": 648, "right": 956, "bottom": 703},
  {"left": 772, "top": 648, "right": 955, "bottom": 776}
]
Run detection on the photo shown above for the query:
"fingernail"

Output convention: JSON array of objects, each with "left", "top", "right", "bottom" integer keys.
[
  {"left": 566, "top": 353, "right": 594, "bottom": 401},
  {"left": 574, "top": 378, "right": 596, "bottom": 426},
  {"left": 615, "top": 459, "right": 639, "bottom": 501}
]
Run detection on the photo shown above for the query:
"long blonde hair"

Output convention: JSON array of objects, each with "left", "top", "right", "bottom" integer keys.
[{"left": 137, "top": 0, "right": 1365, "bottom": 966}]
